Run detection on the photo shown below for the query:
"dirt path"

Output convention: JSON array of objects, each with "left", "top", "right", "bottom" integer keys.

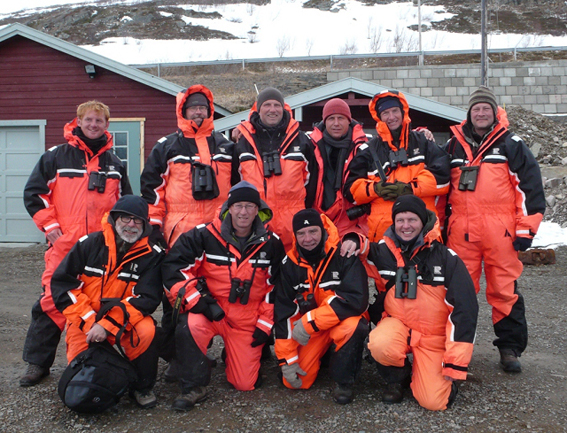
[{"left": 0, "top": 244, "right": 566, "bottom": 432}]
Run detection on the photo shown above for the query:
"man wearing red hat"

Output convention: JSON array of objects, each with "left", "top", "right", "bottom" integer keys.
[{"left": 310, "top": 98, "right": 369, "bottom": 243}]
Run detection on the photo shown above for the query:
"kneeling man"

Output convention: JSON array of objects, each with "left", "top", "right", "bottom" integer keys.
[{"left": 274, "top": 209, "right": 369, "bottom": 404}]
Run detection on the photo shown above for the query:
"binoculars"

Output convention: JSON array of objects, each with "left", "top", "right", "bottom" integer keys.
[
  {"left": 262, "top": 151, "right": 282, "bottom": 177},
  {"left": 346, "top": 203, "right": 371, "bottom": 221},
  {"left": 194, "top": 165, "right": 215, "bottom": 193},
  {"left": 228, "top": 278, "right": 252, "bottom": 305},
  {"left": 88, "top": 171, "right": 107, "bottom": 193},
  {"left": 458, "top": 166, "right": 479, "bottom": 191},
  {"left": 388, "top": 148, "right": 409, "bottom": 169},
  {"left": 295, "top": 293, "right": 318, "bottom": 314},
  {"left": 394, "top": 266, "right": 417, "bottom": 299}
]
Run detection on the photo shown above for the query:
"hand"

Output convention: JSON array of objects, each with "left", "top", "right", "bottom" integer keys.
[
  {"left": 340, "top": 240, "right": 360, "bottom": 257},
  {"left": 513, "top": 237, "right": 532, "bottom": 251},
  {"left": 373, "top": 181, "right": 394, "bottom": 197},
  {"left": 416, "top": 127, "right": 435, "bottom": 142},
  {"left": 231, "top": 128, "right": 243, "bottom": 142},
  {"left": 292, "top": 320, "right": 311, "bottom": 346},
  {"left": 46, "top": 228, "right": 63, "bottom": 244},
  {"left": 251, "top": 327, "right": 271, "bottom": 347},
  {"left": 381, "top": 181, "right": 413, "bottom": 201},
  {"left": 281, "top": 363, "right": 307, "bottom": 389},
  {"left": 190, "top": 296, "right": 225, "bottom": 322},
  {"left": 86, "top": 323, "right": 108, "bottom": 344}
]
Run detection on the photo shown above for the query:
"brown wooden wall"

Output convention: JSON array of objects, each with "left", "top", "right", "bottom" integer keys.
[{"left": 0, "top": 35, "right": 181, "bottom": 160}]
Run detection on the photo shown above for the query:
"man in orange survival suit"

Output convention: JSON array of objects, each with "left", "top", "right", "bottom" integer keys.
[
  {"left": 365, "top": 195, "right": 478, "bottom": 411},
  {"left": 141, "top": 85, "right": 237, "bottom": 366},
  {"left": 310, "top": 98, "right": 369, "bottom": 239},
  {"left": 274, "top": 209, "right": 369, "bottom": 405},
  {"left": 443, "top": 86, "right": 545, "bottom": 373},
  {"left": 20, "top": 101, "right": 132, "bottom": 386},
  {"left": 344, "top": 90, "right": 450, "bottom": 244},
  {"left": 51, "top": 195, "right": 165, "bottom": 408},
  {"left": 141, "top": 85, "right": 236, "bottom": 248},
  {"left": 162, "top": 181, "right": 285, "bottom": 411},
  {"left": 234, "top": 87, "right": 316, "bottom": 251}
]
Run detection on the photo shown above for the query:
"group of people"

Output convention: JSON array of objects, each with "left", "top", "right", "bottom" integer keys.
[{"left": 19, "top": 83, "right": 545, "bottom": 413}]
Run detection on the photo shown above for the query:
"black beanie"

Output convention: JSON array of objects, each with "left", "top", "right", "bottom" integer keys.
[
  {"left": 109, "top": 195, "right": 151, "bottom": 237},
  {"left": 293, "top": 208, "right": 324, "bottom": 233},
  {"left": 227, "top": 180, "right": 261, "bottom": 207},
  {"left": 376, "top": 95, "right": 403, "bottom": 116},
  {"left": 391, "top": 195, "right": 428, "bottom": 226},
  {"left": 468, "top": 86, "right": 498, "bottom": 116},
  {"left": 257, "top": 87, "right": 284, "bottom": 109}
]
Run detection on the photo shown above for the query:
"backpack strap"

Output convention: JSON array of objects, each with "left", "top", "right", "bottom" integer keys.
[{"left": 96, "top": 299, "right": 130, "bottom": 359}]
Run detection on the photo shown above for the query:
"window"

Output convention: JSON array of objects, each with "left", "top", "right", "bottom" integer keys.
[{"left": 111, "top": 131, "right": 129, "bottom": 171}]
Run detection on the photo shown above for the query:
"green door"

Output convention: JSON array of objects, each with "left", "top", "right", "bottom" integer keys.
[{"left": 108, "top": 119, "right": 144, "bottom": 195}]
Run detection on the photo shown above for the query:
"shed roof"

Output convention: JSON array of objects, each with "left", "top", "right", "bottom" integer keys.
[
  {"left": 0, "top": 23, "right": 231, "bottom": 116},
  {"left": 214, "top": 77, "right": 466, "bottom": 132}
]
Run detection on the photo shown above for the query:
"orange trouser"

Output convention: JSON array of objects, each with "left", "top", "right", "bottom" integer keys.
[
  {"left": 447, "top": 229, "right": 522, "bottom": 324},
  {"left": 282, "top": 315, "right": 363, "bottom": 390},
  {"left": 368, "top": 317, "right": 453, "bottom": 411},
  {"left": 187, "top": 313, "right": 263, "bottom": 391},
  {"left": 65, "top": 315, "right": 156, "bottom": 363}
]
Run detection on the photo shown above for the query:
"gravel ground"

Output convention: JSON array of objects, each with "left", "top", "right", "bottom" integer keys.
[{"left": 0, "top": 242, "right": 566, "bottom": 432}]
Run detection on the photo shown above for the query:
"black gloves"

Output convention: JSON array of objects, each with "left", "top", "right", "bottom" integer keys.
[
  {"left": 149, "top": 224, "right": 168, "bottom": 250},
  {"left": 189, "top": 295, "right": 225, "bottom": 322},
  {"left": 513, "top": 237, "right": 533, "bottom": 251},
  {"left": 251, "top": 327, "right": 270, "bottom": 347}
]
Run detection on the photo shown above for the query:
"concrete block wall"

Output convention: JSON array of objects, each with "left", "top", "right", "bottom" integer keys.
[{"left": 327, "top": 60, "right": 567, "bottom": 114}]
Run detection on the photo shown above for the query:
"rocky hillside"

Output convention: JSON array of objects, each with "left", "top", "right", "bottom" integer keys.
[{"left": 2, "top": 0, "right": 566, "bottom": 46}]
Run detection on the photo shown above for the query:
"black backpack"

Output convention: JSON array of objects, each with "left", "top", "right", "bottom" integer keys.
[{"left": 58, "top": 301, "right": 138, "bottom": 413}]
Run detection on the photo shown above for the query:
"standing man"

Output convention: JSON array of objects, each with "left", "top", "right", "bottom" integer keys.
[
  {"left": 365, "top": 195, "right": 478, "bottom": 411},
  {"left": 51, "top": 196, "right": 165, "bottom": 408},
  {"left": 443, "top": 86, "right": 546, "bottom": 373},
  {"left": 235, "top": 87, "right": 315, "bottom": 251},
  {"left": 310, "top": 98, "right": 369, "bottom": 238},
  {"left": 344, "top": 90, "right": 450, "bottom": 243},
  {"left": 141, "top": 84, "right": 236, "bottom": 248},
  {"left": 162, "top": 181, "right": 285, "bottom": 411},
  {"left": 274, "top": 209, "right": 369, "bottom": 405},
  {"left": 20, "top": 101, "right": 132, "bottom": 386}
]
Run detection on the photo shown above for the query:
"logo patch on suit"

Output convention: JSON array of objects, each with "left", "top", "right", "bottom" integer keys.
[
  {"left": 434, "top": 266, "right": 442, "bottom": 275},
  {"left": 294, "top": 146, "right": 300, "bottom": 152},
  {"left": 332, "top": 272, "right": 339, "bottom": 280},
  {"left": 131, "top": 263, "right": 138, "bottom": 273}
]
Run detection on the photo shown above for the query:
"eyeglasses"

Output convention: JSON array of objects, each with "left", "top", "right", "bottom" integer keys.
[
  {"left": 187, "top": 105, "right": 208, "bottom": 113},
  {"left": 119, "top": 215, "right": 144, "bottom": 225},
  {"left": 231, "top": 203, "right": 257, "bottom": 212}
]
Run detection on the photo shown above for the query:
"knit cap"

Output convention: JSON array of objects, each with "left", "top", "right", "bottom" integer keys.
[
  {"left": 292, "top": 208, "right": 324, "bottom": 233},
  {"left": 322, "top": 98, "right": 352, "bottom": 122},
  {"left": 468, "top": 86, "right": 498, "bottom": 115},
  {"left": 257, "top": 87, "right": 284, "bottom": 109},
  {"left": 227, "top": 180, "right": 261, "bottom": 207},
  {"left": 391, "top": 195, "right": 428, "bottom": 226}
]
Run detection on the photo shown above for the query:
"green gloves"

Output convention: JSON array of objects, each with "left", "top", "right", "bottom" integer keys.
[{"left": 373, "top": 181, "right": 413, "bottom": 201}]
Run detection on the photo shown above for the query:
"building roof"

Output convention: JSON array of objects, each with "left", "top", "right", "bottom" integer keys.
[
  {"left": 0, "top": 23, "right": 232, "bottom": 116},
  {"left": 214, "top": 77, "right": 466, "bottom": 132}
]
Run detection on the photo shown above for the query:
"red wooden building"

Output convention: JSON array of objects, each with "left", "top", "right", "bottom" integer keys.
[{"left": 0, "top": 23, "right": 229, "bottom": 242}]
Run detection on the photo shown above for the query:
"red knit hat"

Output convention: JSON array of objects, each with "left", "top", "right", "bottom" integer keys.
[{"left": 322, "top": 98, "right": 352, "bottom": 122}]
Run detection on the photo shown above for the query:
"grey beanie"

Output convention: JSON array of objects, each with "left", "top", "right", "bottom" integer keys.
[
  {"left": 257, "top": 87, "right": 284, "bottom": 109},
  {"left": 468, "top": 86, "right": 498, "bottom": 115}
]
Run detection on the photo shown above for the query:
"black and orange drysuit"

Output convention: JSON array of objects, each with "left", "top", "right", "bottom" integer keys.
[
  {"left": 51, "top": 213, "right": 165, "bottom": 392},
  {"left": 162, "top": 201, "right": 285, "bottom": 392},
  {"left": 22, "top": 121, "right": 131, "bottom": 370},
  {"left": 443, "top": 107, "right": 545, "bottom": 356},
  {"left": 310, "top": 120, "right": 369, "bottom": 238},
  {"left": 141, "top": 85, "right": 236, "bottom": 247},
  {"left": 344, "top": 90, "right": 450, "bottom": 243},
  {"left": 364, "top": 211, "right": 478, "bottom": 411},
  {"left": 235, "top": 104, "right": 315, "bottom": 251},
  {"left": 274, "top": 215, "right": 369, "bottom": 390}
]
